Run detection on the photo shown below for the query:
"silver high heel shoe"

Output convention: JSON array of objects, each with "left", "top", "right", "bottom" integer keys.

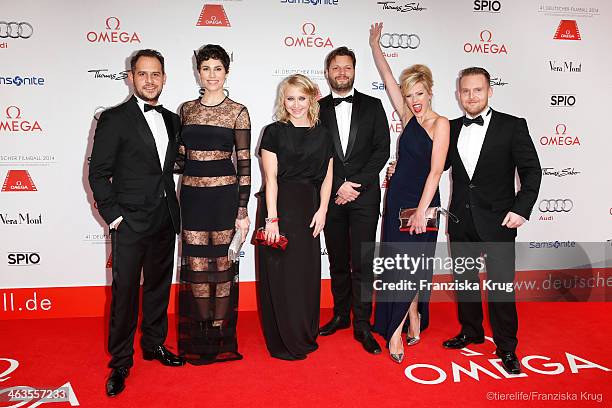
[
  {"left": 407, "top": 312, "right": 421, "bottom": 346},
  {"left": 390, "top": 351, "right": 404, "bottom": 363},
  {"left": 406, "top": 336, "right": 420, "bottom": 346},
  {"left": 387, "top": 340, "right": 404, "bottom": 363}
]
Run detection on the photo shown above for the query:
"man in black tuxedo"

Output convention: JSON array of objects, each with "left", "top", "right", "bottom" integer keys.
[
  {"left": 89, "top": 49, "right": 184, "bottom": 397},
  {"left": 318, "top": 47, "right": 390, "bottom": 354},
  {"left": 442, "top": 67, "right": 541, "bottom": 374}
]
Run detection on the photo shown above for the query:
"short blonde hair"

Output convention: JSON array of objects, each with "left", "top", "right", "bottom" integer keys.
[
  {"left": 399, "top": 64, "right": 433, "bottom": 98},
  {"left": 274, "top": 74, "right": 320, "bottom": 127}
]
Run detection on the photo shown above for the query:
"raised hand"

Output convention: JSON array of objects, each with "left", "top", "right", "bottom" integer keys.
[{"left": 369, "top": 22, "right": 383, "bottom": 48}]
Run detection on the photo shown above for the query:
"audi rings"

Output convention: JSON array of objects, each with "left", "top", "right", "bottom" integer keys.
[
  {"left": 539, "top": 199, "right": 573, "bottom": 213},
  {"left": 0, "top": 22, "right": 33, "bottom": 39},
  {"left": 380, "top": 33, "right": 420, "bottom": 49}
]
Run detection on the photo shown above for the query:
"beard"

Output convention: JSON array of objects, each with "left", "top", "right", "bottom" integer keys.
[
  {"left": 328, "top": 75, "right": 355, "bottom": 93},
  {"left": 134, "top": 87, "right": 162, "bottom": 103}
]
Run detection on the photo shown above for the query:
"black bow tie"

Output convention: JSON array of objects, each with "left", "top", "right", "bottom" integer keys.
[
  {"left": 462, "top": 115, "right": 484, "bottom": 127},
  {"left": 144, "top": 103, "right": 163, "bottom": 113},
  {"left": 333, "top": 95, "right": 354, "bottom": 106}
]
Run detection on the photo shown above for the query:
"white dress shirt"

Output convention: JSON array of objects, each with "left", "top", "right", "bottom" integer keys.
[
  {"left": 457, "top": 106, "right": 492, "bottom": 180},
  {"left": 110, "top": 96, "right": 169, "bottom": 229},
  {"left": 332, "top": 88, "right": 354, "bottom": 156},
  {"left": 134, "top": 95, "right": 169, "bottom": 167}
]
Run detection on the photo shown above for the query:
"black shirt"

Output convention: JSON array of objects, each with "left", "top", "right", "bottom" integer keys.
[{"left": 259, "top": 121, "right": 333, "bottom": 184}]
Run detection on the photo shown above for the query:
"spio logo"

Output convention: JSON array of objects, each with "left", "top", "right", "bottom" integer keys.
[
  {"left": 464, "top": 30, "right": 508, "bottom": 54},
  {"left": 539, "top": 199, "right": 573, "bottom": 213},
  {"left": 86, "top": 17, "right": 141, "bottom": 43},
  {"left": 554, "top": 20, "right": 581, "bottom": 41},
  {"left": 196, "top": 4, "right": 231, "bottom": 27},
  {"left": 8, "top": 252, "right": 40, "bottom": 266},
  {"left": 473, "top": 0, "right": 501, "bottom": 12},
  {"left": 1, "top": 170, "right": 37, "bottom": 192},
  {"left": 0, "top": 22, "right": 33, "bottom": 39},
  {"left": 380, "top": 33, "right": 420, "bottom": 49},
  {"left": 539, "top": 124, "right": 580, "bottom": 146},
  {"left": 284, "top": 23, "right": 333, "bottom": 48},
  {"left": 550, "top": 94, "right": 576, "bottom": 107},
  {"left": 0, "top": 106, "right": 42, "bottom": 132}
]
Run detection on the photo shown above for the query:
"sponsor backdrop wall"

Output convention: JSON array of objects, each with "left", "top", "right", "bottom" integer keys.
[{"left": 1, "top": 0, "right": 610, "bottom": 318}]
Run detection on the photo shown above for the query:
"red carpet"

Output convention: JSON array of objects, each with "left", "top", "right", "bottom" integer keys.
[{"left": 1, "top": 303, "right": 610, "bottom": 407}]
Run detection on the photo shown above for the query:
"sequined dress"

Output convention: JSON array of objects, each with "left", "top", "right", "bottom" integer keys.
[{"left": 176, "top": 97, "right": 251, "bottom": 364}]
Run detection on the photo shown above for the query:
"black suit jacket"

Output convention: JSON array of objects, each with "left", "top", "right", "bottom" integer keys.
[
  {"left": 319, "top": 90, "right": 390, "bottom": 206},
  {"left": 445, "top": 109, "right": 541, "bottom": 241},
  {"left": 88, "top": 96, "right": 181, "bottom": 234}
]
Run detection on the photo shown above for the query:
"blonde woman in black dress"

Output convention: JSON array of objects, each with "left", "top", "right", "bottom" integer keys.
[{"left": 257, "top": 74, "right": 333, "bottom": 360}]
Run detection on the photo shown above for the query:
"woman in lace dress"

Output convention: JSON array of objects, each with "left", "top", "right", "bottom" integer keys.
[{"left": 176, "top": 44, "right": 251, "bottom": 365}]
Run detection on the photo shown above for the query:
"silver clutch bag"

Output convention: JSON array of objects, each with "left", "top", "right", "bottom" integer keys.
[{"left": 228, "top": 230, "right": 243, "bottom": 262}]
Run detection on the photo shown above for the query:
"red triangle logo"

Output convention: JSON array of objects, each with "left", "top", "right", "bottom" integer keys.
[
  {"left": 554, "top": 20, "right": 581, "bottom": 40},
  {"left": 2, "top": 170, "right": 37, "bottom": 192},
  {"left": 106, "top": 254, "right": 113, "bottom": 269},
  {"left": 196, "top": 5, "right": 230, "bottom": 27}
]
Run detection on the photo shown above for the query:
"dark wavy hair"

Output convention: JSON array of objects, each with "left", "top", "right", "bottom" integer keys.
[{"left": 195, "top": 44, "right": 230, "bottom": 72}]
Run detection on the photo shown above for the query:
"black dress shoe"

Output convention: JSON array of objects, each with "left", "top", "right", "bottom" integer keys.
[
  {"left": 354, "top": 331, "right": 382, "bottom": 355},
  {"left": 106, "top": 367, "right": 129, "bottom": 397},
  {"left": 319, "top": 315, "right": 350, "bottom": 336},
  {"left": 496, "top": 349, "right": 521, "bottom": 374},
  {"left": 442, "top": 333, "right": 485, "bottom": 349},
  {"left": 143, "top": 345, "right": 186, "bottom": 367}
]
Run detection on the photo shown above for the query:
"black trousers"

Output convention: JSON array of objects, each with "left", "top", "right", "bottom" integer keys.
[
  {"left": 449, "top": 209, "right": 518, "bottom": 352},
  {"left": 324, "top": 201, "right": 379, "bottom": 332},
  {"left": 108, "top": 200, "right": 175, "bottom": 368}
]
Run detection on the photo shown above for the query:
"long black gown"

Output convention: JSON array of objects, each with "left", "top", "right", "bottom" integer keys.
[
  {"left": 256, "top": 121, "right": 333, "bottom": 360},
  {"left": 176, "top": 97, "right": 251, "bottom": 364},
  {"left": 373, "top": 116, "right": 440, "bottom": 342}
]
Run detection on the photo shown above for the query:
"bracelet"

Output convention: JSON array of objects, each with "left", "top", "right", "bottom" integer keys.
[{"left": 265, "top": 217, "right": 279, "bottom": 224}]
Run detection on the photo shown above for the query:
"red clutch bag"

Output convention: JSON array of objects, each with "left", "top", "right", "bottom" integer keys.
[{"left": 254, "top": 227, "right": 288, "bottom": 250}]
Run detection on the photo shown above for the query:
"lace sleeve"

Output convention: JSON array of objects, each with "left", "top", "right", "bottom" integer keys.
[
  {"left": 235, "top": 107, "right": 251, "bottom": 218},
  {"left": 174, "top": 103, "right": 187, "bottom": 174}
]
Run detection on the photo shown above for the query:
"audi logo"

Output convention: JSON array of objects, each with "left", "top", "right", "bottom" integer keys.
[
  {"left": 0, "top": 22, "right": 33, "bottom": 39},
  {"left": 539, "top": 199, "right": 573, "bottom": 213},
  {"left": 380, "top": 33, "right": 420, "bottom": 49}
]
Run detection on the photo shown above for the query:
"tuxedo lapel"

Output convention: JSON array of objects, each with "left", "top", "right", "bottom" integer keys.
[
  {"left": 160, "top": 109, "right": 176, "bottom": 172},
  {"left": 451, "top": 118, "right": 470, "bottom": 181},
  {"left": 322, "top": 96, "right": 344, "bottom": 161},
  {"left": 471, "top": 109, "right": 499, "bottom": 180},
  {"left": 344, "top": 90, "right": 361, "bottom": 159},
  {"left": 126, "top": 96, "right": 160, "bottom": 169}
]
